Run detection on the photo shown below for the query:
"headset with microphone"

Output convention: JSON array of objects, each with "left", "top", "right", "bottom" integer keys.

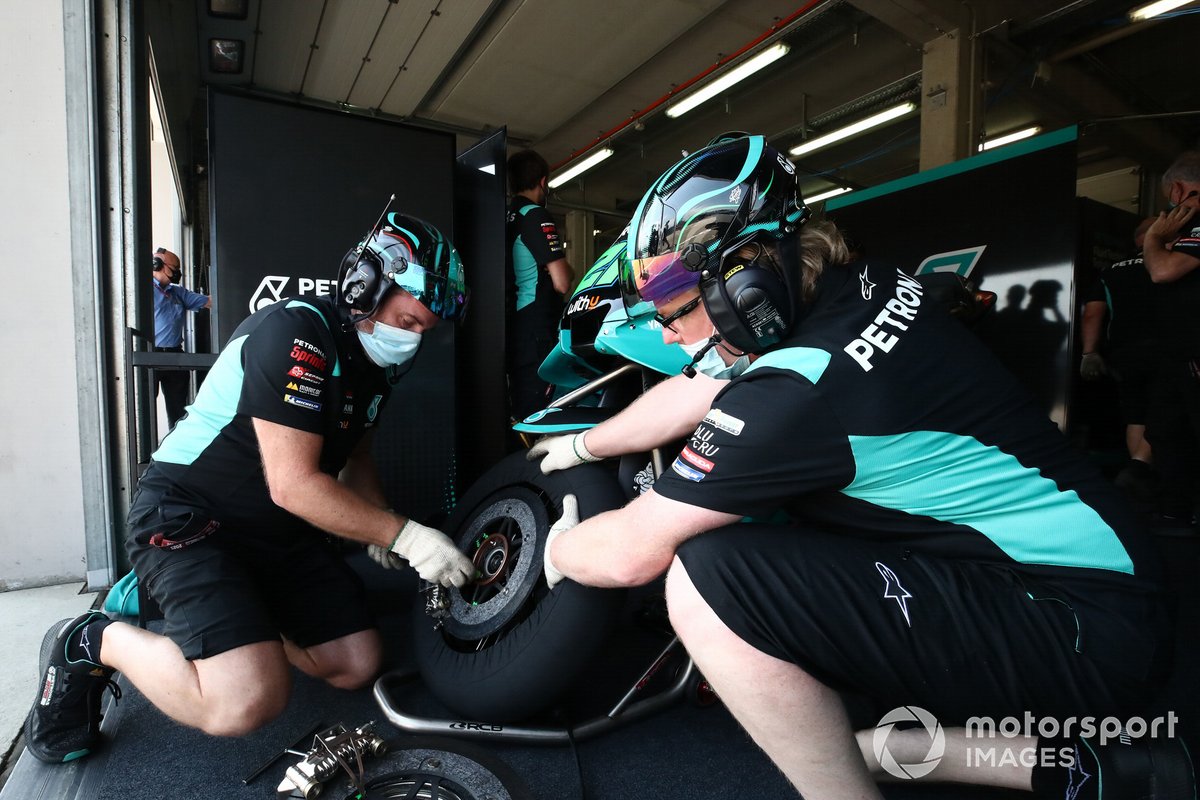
[{"left": 684, "top": 235, "right": 797, "bottom": 358}]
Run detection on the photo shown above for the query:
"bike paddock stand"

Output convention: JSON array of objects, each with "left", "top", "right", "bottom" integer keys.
[{"left": 373, "top": 636, "right": 711, "bottom": 745}]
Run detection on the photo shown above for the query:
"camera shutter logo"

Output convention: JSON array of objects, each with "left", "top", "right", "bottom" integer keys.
[{"left": 873, "top": 705, "right": 945, "bottom": 779}]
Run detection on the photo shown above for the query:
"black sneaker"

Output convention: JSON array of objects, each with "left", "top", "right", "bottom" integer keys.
[{"left": 23, "top": 612, "right": 121, "bottom": 763}]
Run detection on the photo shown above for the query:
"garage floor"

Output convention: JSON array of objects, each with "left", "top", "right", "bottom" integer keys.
[{"left": 1, "top": 534, "right": 1195, "bottom": 800}]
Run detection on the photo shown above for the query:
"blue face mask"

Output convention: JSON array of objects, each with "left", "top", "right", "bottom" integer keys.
[
  {"left": 357, "top": 320, "right": 422, "bottom": 368},
  {"left": 680, "top": 334, "right": 751, "bottom": 380}
]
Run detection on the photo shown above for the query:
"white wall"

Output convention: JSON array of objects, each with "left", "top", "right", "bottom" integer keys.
[{"left": 0, "top": 1, "right": 89, "bottom": 589}]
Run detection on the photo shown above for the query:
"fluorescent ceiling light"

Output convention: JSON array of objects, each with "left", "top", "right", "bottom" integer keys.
[
  {"left": 979, "top": 125, "right": 1042, "bottom": 151},
  {"left": 548, "top": 148, "right": 614, "bottom": 188},
  {"left": 806, "top": 186, "right": 852, "bottom": 204},
  {"left": 666, "top": 44, "right": 790, "bottom": 119},
  {"left": 789, "top": 102, "right": 917, "bottom": 157},
  {"left": 1129, "top": 0, "right": 1192, "bottom": 20}
]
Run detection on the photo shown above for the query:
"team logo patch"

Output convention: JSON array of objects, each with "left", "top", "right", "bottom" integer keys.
[
  {"left": 729, "top": 185, "right": 742, "bottom": 204},
  {"left": 367, "top": 394, "right": 382, "bottom": 422},
  {"left": 290, "top": 346, "right": 327, "bottom": 371},
  {"left": 292, "top": 339, "right": 326, "bottom": 359},
  {"left": 702, "top": 408, "right": 744, "bottom": 436},
  {"left": 284, "top": 394, "right": 321, "bottom": 411},
  {"left": 670, "top": 457, "right": 706, "bottom": 482},
  {"left": 287, "top": 365, "right": 324, "bottom": 385},
  {"left": 679, "top": 447, "right": 714, "bottom": 473}
]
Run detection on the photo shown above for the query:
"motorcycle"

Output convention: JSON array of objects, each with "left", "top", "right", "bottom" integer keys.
[{"left": 374, "top": 240, "right": 994, "bottom": 740}]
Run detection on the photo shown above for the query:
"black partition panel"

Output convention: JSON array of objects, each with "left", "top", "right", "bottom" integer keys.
[
  {"left": 827, "top": 127, "right": 1079, "bottom": 428},
  {"left": 208, "top": 90, "right": 459, "bottom": 521},
  {"left": 453, "top": 128, "right": 508, "bottom": 487}
]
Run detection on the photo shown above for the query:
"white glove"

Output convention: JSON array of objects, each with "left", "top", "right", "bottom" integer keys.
[
  {"left": 544, "top": 494, "right": 579, "bottom": 590},
  {"left": 527, "top": 433, "right": 601, "bottom": 475},
  {"left": 367, "top": 543, "right": 406, "bottom": 569},
  {"left": 389, "top": 520, "right": 475, "bottom": 588},
  {"left": 1080, "top": 352, "right": 1107, "bottom": 381}
]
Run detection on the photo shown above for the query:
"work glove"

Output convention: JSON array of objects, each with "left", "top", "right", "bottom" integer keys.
[
  {"left": 544, "top": 494, "right": 579, "bottom": 590},
  {"left": 381, "top": 520, "right": 475, "bottom": 588},
  {"left": 1080, "top": 352, "right": 1107, "bottom": 381},
  {"left": 526, "top": 433, "right": 600, "bottom": 475},
  {"left": 367, "top": 543, "right": 405, "bottom": 570}
]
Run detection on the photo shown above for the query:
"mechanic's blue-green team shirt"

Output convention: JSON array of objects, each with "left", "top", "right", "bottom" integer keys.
[
  {"left": 655, "top": 262, "right": 1160, "bottom": 587},
  {"left": 144, "top": 295, "right": 391, "bottom": 526},
  {"left": 152, "top": 279, "right": 209, "bottom": 348},
  {"left": 506, "top": 198, "right": 565, "bottom": 328}
]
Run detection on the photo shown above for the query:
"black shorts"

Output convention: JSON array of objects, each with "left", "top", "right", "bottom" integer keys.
[
  {"left": 676, "top": 524, "right": 1172, "bottom": 725},
  {"left": 126, "top": 481, "right": 375, "bottom": 660},
  {"left": 1108, "top": 343, "right": 1168, "bottom": 425}
]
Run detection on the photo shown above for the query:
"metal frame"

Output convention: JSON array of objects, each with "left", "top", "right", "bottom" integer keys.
[{"left": 374, "top": 637, "right": 698, "bottom": 745}]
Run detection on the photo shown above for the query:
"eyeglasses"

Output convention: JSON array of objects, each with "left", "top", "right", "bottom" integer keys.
[{"left": 654, "top": 295, "right": 702, "bottom": 332}]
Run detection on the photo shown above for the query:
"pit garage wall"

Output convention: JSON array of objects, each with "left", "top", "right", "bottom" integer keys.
[
  {"left": 0, "top": 1, "right": 92, "bottom": 588},
  {"left": 208, "top": 91, "right": 461, "bottom": 522},
  {"left": 827, "top": 127, "right": 1080, "bottom": 429}
]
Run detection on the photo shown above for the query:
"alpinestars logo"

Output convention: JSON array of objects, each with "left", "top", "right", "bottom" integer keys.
[
  {"left": 1064, "top": 744, "right": 1092, "bottom": 800},
  {"left": 876, "top": 562, "right": 913, "bottom": 626},
  {"left": 859, "top": 265, "right": 876, "bottom": 300}
]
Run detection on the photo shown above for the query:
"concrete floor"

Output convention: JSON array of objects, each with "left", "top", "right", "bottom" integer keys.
[{"left": 0, "top": 583, "right": 100, "bottom": 777}]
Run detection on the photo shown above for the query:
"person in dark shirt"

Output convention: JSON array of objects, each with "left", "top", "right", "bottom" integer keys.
[
  {"left": 24, "top": 212, "right": 474, "bottom": 763},
  {"left": 531, "top": 135, "right": 1189, "bottom": 800},
  {"left": 505, "top": 149, "right": 574, "bottom": 422},
  {"left": 1078, "top": 218, "right": 1166, "bottom": 498},
  {"left": 1143, "top": 150, "right": 1200, "bottom": 525}
]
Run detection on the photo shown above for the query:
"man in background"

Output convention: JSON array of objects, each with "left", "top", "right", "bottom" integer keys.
[
  {"left": 151, "top": 247, "right": 211, "bottom": 429},
  {"left": 505, "top": 150, "right": 574, "bottom": 424}
]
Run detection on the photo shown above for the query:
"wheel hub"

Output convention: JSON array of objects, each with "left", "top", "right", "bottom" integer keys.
[{"left": 472, "top": 533, "right": 510, "bottom": 587}]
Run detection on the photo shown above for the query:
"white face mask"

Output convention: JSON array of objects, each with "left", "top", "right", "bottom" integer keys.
[
  {"left": 357, "top": 320, "right": 422, "bottom": 368},
  {"left": 679, "top": 334, "right": 751, "bottom": 380}
]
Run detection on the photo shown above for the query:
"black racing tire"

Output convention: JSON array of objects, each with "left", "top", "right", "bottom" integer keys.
[
  {"left": 412, "top": 451, "right": 627, "bottom": 722},
  {"left": 340, "top": 736, "right": 532, "bottom": 800}
]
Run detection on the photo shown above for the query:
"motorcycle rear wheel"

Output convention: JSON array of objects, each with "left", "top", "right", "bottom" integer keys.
[{"left": 412, "top": 451, "right": 627, "bottom": 722}]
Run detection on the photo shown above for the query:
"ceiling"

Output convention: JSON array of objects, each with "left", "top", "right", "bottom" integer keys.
[{"left": 155, "top": 0, "right": 1200, "bottom": 240}]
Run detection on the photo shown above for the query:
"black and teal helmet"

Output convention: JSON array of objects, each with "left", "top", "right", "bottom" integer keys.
[
  {"left": 622, "top": 134, "right": 809, "bottom": 309},
  {"left": 337, "top": 212, "right": 469, "bottom": 322}
]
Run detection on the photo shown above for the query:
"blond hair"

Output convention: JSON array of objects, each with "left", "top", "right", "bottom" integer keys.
[{"left": 729, "top": 219, "right": 849, "bottom": 304}]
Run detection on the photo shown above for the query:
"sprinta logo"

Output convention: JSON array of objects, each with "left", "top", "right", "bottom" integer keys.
[{"left": 873, "top": 706, "right": 945, "bottom": 779}]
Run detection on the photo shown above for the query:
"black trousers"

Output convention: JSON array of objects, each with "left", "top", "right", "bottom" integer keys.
[{"left": 153, "top": 346, "right": 188, "bottom": 430}]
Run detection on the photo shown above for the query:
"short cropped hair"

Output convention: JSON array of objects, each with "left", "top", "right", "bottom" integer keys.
[
  {"left": 1162, "top": 150, "right": 1200, "bottom": 191},
  {"left": 508, "top": 150, "right": 550, "bottom": 194}
]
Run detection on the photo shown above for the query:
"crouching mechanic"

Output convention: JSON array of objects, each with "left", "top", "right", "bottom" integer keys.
[
  {"left": 24, "top": 212, "right": 475, "bottom": 763},
  {"left": 530, "top": 135, "right": 1192, "bottom": 799}
]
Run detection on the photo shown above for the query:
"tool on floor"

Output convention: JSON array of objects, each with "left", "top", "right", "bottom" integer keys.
[{"left": 276, "top": 721, "right": 388, "bottom": 799}]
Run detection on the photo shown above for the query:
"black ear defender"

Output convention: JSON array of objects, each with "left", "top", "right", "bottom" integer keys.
[
  {"left": 335, "top": 194, "right": 397, "bottom": 325},
  {"left": 336, "top": 246, "right": 384, "bottom": 312},
  {"left": 152, "top": 247, "right": 167, "bottom": 272},
  {"left": 699, "top": 241, "right": 794, "bottom": 354}
]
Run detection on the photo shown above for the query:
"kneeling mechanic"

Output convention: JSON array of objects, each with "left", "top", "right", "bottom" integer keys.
[{"left": 25, "top": 211, "right": 474, "bottom": 762}]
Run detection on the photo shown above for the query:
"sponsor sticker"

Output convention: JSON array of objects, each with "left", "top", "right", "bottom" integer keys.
[
  {"left": 343, "top": 404, "right": 354, "bottom": 413},
  {"left": 283, "top": 394, "right": 321, "bottom": 411},
  {"left": 292, "top": 339, "right": 326, "bottom": 358},
  {"left": 289, "top": 346, "right": 328, "bottom": 371},
  {"left": 670, "top": 458, "right": 706, "bottom": 482},
  {"left": 702, "top": 409, "right": 744, "bottom": 436},
  {"left": 679, "top": 447, "right": 715, "bottom": 473},
  {"left": 287, "top": 365, "right": 324, "bottom": 384}
]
